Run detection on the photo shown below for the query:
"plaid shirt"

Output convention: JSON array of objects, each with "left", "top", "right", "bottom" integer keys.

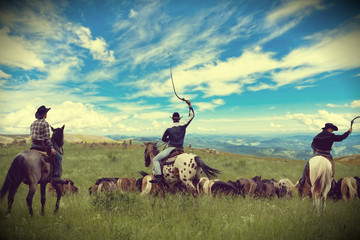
[{"left": 30, "top": 119, "right": 53, "bottom": 148}]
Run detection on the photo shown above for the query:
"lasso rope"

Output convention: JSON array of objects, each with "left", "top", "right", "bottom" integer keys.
[
  {"left": 350, "top": 116, "right": 360, "bottom": 128},
  {"left": 168, "top": 53, "right": 185, "bottom": 102}
]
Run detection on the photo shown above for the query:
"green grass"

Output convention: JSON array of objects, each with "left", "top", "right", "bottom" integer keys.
[{"left": 0, "top": 143, "right": 360, "bottom": 240}]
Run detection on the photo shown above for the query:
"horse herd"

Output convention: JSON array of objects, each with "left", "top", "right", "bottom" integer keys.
[
  {"left": 49, "top": 172, "right": 360, "bottom": 204},
  {"left": 1, "top": 127, "right": 359, "bottom": 217}
]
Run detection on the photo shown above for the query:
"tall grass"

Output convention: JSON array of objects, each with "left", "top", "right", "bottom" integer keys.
[{"left": 0, "top": 143, "right": 359, "bottom": 240}]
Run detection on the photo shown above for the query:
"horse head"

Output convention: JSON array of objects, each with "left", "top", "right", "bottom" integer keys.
[
  {"left": 51, "top": 125, "right": 65, "bottom": 154},
  {"left": 143, "top": 142, "right": 159, "bottom": 167}
]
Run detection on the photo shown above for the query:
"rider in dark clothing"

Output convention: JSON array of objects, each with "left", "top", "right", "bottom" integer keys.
[
  {"left": 299, "top": 123, "right": 352, "bottom": 185},
  {"left": 311, "top": 123, "right": 351, "bottom": 159},
  {"left": 150, "top": 99, "right": 194, "bottom": 183}
]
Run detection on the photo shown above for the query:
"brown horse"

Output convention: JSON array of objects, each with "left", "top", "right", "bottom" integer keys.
[
  {"left": 0, "top": 125, "right": 65, "bottom": 217},
  {"left": 143, "top": 142, "right": 220, "bottom": 199}
]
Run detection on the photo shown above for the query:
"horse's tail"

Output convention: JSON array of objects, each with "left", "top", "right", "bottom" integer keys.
[
  {"left": 312, "top": 158, "right": 331, "bottom": 199},
  {"left": 313, "top": 172, "right": 324, "bottom": 198},
  {"left": 0, "top": 154, "right": 24, "bottom": 200},
  {"left": 194, "top": 156, "right": 220, "bottom": 179},
  {"left": 341, "top": 177, "right": 357, "bottom": 201}
]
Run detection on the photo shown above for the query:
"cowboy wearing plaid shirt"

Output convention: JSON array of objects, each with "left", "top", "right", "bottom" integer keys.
[{"left": 30, "top": 105, "right": 62, "bottom": 183}]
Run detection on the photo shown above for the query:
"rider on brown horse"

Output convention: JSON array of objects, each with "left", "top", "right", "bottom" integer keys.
[
  {"left": 299, "top": 123, "right": 352, "bottom": 187},
  {"left": 150, "top": 99, "right": 194, "bottom": 183},
  {"left": 30, "top": 105, "right": 63, "bottom": 183}
]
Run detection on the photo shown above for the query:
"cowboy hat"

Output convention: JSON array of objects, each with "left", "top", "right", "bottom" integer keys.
[
  {"left": 35, "top": 105, "right": 51, "bottom": 119},
  {"left": 322, "top": 123, "right": 338, "bottom": 131},
  {"left": 170, "top": 112, "right": 182, "bottom": 121}
]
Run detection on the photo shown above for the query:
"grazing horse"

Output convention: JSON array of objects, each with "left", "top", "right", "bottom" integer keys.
[
  {"left": 308, "top": 155, "right": 333, "bottom": 212},
  {"left": 143, "top": 142, "right": 220, "bottom": 199},
  {"left": 48, "top": 178, "right": 78, "bottom": 196},
  {"left": 0, "top": 125, "right": 65, "bottom": 216},
  {"left": 340, "top": 177, "right": 358, "bottom": 201}
]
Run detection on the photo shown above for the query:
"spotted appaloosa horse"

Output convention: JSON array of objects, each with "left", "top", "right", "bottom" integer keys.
[
  {"left": 308, "top": 155, "right": 333, "bottom": 213},
  {"left": 143, "top": 142, "right": 220, "bottom": 199}
]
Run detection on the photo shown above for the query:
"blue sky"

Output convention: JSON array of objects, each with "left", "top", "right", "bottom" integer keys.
[{"left": 0, "top": 0, "right": 359, "bottom": 136}]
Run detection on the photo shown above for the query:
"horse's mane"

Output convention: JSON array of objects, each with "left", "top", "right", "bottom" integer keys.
[{"left": 144, "top": 142, "right": 159, "bottom": 167}]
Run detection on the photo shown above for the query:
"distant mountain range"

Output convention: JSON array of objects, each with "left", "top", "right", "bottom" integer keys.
[
  {"left": 1, "top": 132, "right": 358, "bottom": 161},
  {"left": 106, "top": 134, "right": 360, "bottom": 161}
]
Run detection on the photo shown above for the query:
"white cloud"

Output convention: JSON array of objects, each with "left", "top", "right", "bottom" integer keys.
[
  {"left": 0, "top": 69, "right": 11, "bottom": 79},
  {"left": 0, "top": 27, "right": 45, "bottom": 70},
  {"left": 0, "top": 101, "right": 114, "bottom": 134},
  {"left": 326, "top": 103, "right": 349, "bottom": 108},
  {"left": 195, "top": 99, "right": 225, "bottom": 112},
  {"left": 295, "top": 85, "right": 315, "bottom": 90},
  {"left": 282, "top": 29, "right": 360, "bottom": 71},
  {"left": 326, "top": 100, "right": 360, "bottom": 109},
  {"left": 266, "top": 0, "right": 325, "bottom": 26},
  {"left": 72, "top": 26, "right": 115, "bottom": 64},
  {"left": 270, "top": 122, "right": 281, "bottom": 128},
  {"left": 351, "top": 100, "right": 360, "bottom": 108},
  {"left": 129, "top": 9, "right": 138, "bottom": 19},
  {"left": 286, "top": 110, "right": 353, "bottom": 131},
  {"left": 46, "top": 57, "right": 81, "bottom": 83}
]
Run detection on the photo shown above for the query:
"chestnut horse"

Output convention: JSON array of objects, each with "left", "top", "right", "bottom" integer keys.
[
  {"left": 0, "top": 125, "right": 65, "bottom": 216},
  {"left": 143, "top": 142, "right": 220, "bottom": 199}
]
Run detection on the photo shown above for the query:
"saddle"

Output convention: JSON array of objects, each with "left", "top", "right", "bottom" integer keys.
[
  {"left": 30, "top": 147, "right": 51, "bottom": 162},
  {"left": 160, "top": 148, "right": 184, "bottom": 170}
]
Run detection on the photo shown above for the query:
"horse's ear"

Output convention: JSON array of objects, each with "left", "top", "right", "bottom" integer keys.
[
  {"left": 51, "top": 126, "right": 54, "bottom": 132},
  {"left": 62, "top": 125, "right": 65, "bottom": 130}
]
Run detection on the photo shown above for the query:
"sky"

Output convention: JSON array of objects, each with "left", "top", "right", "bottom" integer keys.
[{"left": 0, "top": 0, "right": 359, "bottom": 137}]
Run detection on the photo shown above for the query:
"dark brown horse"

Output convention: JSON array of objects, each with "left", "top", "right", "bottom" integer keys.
[{"left": 0, "top": 125, "right": 65, "bottom": 217}]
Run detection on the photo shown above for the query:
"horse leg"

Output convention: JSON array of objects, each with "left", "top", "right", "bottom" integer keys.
[
  {"left": 183, "top": 179, "right": 198, "bottom": 198},
  {"left": 53, "top": 183, "right": 62, "bottom": 214},
  {"left": 6, "top": 181, "right": 22, "bottom": 217},
  {"left": 26, "top": 183, "right": 37, "bottom": 217},
  {"left": 40, "top": 183, "right": 47, "bottom": 216}
]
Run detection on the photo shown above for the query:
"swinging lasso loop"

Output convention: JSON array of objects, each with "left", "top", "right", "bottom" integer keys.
[
  {"left": 168, "top": 53, "right": 185, "bottom": 102},
  {"left": 350, "top": 116, "right": 360, "bottom": 128}
]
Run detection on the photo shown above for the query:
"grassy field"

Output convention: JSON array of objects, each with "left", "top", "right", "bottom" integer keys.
[{"left": 0, "top": 143, "right": 360, "bottom": 240}]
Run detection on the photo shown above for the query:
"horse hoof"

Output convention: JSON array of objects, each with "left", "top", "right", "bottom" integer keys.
[{"left": 6, "top": 213, "right": 11, "bottom": 219}]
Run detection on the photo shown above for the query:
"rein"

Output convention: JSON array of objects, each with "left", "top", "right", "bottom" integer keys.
[{"left": 168, "top": 53, "right": 185, "bottom": 102}]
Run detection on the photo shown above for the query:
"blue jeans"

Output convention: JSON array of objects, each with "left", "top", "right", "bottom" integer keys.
[
  {"left": 153, "top": 147, "right": 175, "bottom": 175},
  {"left": 31, "top": 144, "right": 62, "bottom": 176}
]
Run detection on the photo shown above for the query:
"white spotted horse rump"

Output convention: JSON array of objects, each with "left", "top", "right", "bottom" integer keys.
[{"left": 163, "top": 153, "right": 202, "bottom": 187}]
